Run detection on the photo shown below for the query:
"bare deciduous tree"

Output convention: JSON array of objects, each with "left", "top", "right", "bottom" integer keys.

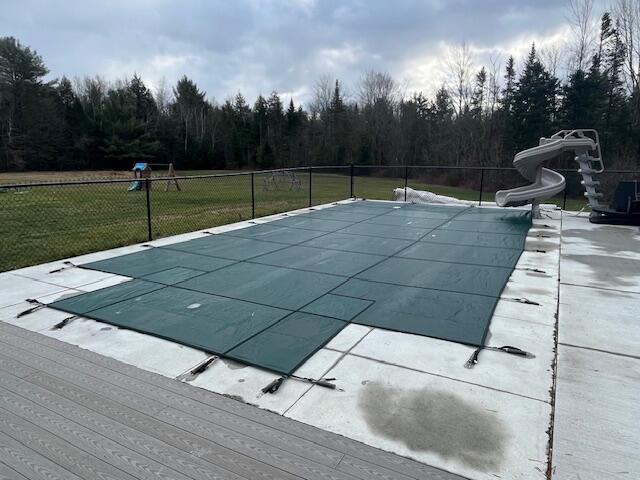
[
  {"left": 309, "top": 74, "right": 333, "bottom": 117},
  {"left": 540, "top": 43, "right": 565, "bottom": 79},
  {"left": 614, "top": 0, "right": 640, "bottom": 91},
  {"left": 567, "top": 0, "right": 597, "bottom": 72},
  {"left": 153, "top": 77, "right": 172, "bottom": 116},
  {"left": 487, "top": 55, "right": 502, "bottom": 115},
  {"left": 443, "top": 42, "right": 474, "bottom": 116},
  {"left": 357, "top": 70, "right": 402, "bottom": 109}
]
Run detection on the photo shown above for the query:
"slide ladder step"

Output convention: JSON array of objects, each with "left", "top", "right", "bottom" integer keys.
[
  {"left": 581, "top": 179, "right": 601, "bottom": 187},
  {"left": 576, "top": 155, "right": 604, "bottom": 173},
  {"left": 584, "top": 191, "right": 604, "bottom": 198}
]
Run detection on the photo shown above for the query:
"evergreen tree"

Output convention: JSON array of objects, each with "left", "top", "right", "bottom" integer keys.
[
  {"left": 512, "top": 45, "right": 559, "bottom": 150},
  {"left": 266, "top": 91, "right": 284, "bottom": 166},
  {"left": 0, "top": 36, "right": 55, "bottom": 169},
  {"left": 173, "top": 76, "right": 206, "bottom": 159},
  {"left": 471, "top": 67, "right": 487, "bottom": 118},
  {"left": 100, "top": 80, "right": 160, "bottom": 168}
]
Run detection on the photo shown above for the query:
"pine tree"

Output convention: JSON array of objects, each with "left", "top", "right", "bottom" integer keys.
[
  {"left": 266, "top": 91, "right": 284, "bottom": 166},
  {"left": 0, "top": 36, "right": 52, "bottom": 169},
  {"left": 602, "top": 16, "right": 629, "bottom": 144},
  {"left": 129, "top": 74, "right": 156, "bottom": 123},
  {"left": 500, "top": 56, "right": 516, "bottom": 114},
  {"left": 512, "top": 45, "right": 559, "bottom": 149},
  {"left": 471, "top": 67, "right": 487, "bottom": 118},
  {"left": 100, "top": 80, "right": 160, "bottom": 168},
  {"left": 173, "top": 76, "right": 206, "bottom": 157}
]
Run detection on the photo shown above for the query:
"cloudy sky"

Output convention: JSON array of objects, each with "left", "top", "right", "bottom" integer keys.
[{"left": 1, "top": 0, "right": 608, "bottom": 106}]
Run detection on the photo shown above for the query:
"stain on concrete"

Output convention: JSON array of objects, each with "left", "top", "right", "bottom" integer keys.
[
  {"left": 562, "top": 227, "right": 640, "bottom": 255},
  {"left": 359, "top": 382, "right": 508, "bottom": 472},
  {"left": 525, "top": 271, "right": 553, "bottom": 279},
  {"left": 222, "top": 359, "right": 247, "bottom": 370},
  {"left": 223, "top": 393, "right": 245, "bottom": 403},
  {"left": 517, "top": 287, "right": 554, "bottom": 297},
  {"left": 525, "top": 240, "right": 559, "bottom": 252},
  {"left": 563, "top": 253, "right": 640, "bottom": 288}
]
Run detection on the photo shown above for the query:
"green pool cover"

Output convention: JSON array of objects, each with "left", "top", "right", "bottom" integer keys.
[{"left": 50, "top": 200, "right": 531, "bottom": 375}]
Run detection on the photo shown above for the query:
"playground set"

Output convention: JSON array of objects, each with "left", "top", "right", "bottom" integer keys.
[{"left": 128, "top": 162, "right": 181, "bottom": 192}]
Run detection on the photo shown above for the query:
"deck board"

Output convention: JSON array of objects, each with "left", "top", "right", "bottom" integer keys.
[{"left": 0, "top": 321, "right": 466, "bottom": 480}]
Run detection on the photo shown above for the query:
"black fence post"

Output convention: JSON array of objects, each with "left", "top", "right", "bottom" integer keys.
[
  {"left": 145, "top": 178, "right": 152, "bottom": 241},
  {"left": 308, "top": 167, "right": 313, "bottom": 207},
  {"left": 562, "top": 179, "right": 568, "bottom": 210},
  {"left": 251, "top": 172, "right": 255, "bottom": 219},
  {"left": 350, "top": 163, "right": 354, "bottom": 198},
  {"left": 478, "top": 168, "right": 485, "bottom": 206},
  {"left": 404, "top": 166, "right": 408, "bottom": 202}
]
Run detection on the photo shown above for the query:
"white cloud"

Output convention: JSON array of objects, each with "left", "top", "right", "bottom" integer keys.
[{"left": 0, "top": 0, "right": 609, "bottom": 107}]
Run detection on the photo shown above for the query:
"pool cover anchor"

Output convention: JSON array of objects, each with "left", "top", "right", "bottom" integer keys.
[
  {"left": 508, "top": 297, "right": 541, "bottom": 306},
  {"left": 16, "top": 298, "right": 47, "bottom": 318},
  {"left": 261, "top": 375, "right": 341, "bottom": 394},
  {"left": 177, "top": 355, "right": 219, "bottom": 382},
  {"left": 52, "top": 315, "right": 79, "bottom": 330},
  {"left": 49, "top": 260, "right": 77, "bottom": 273},
  {"left": 464, "top": 345, "right": 535, "bottom": 369}
]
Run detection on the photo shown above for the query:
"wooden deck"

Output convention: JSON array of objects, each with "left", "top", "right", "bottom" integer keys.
[{"left": 0, "top": 321, "right": 465, "bottom": 480}]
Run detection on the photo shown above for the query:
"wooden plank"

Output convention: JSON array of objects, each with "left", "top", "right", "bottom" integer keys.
[
  {"left": 0, "top": 407, "right": 137, "bottom": 480},
  {"left": 27, "top": 371, "right": 301, "bottom": 480},
  {"left": 0, "top": 430, "right": 82, "bottom": 480},
  {"left": 0, "top": 330, "right": 344, "bottom": 468},
  {"left": 0, "top": 322, "right": 464, "bottom": 480},
  {"left": 159, "top": 406, "right": 358, "bottom": 480},
  {"left": 0, "top": 373, "right": 248, "bottom": 480},
  {"left": 0, "top": 388, "right": 208, "bottom": 480},
  {"left": 0, "top": 355, "right": 35, "bottom": 379},
  {"left": 0, "top": 342, "right": 169, "bottom": 415},
  {"left": 337, "top": 455, "right": 419, "bottom": 480},
  {"left": 0, "top": 338, "right": 355, "bottom": 480},
  {"left": 0, "top": 461, "right": 28, "bottom": 480}
]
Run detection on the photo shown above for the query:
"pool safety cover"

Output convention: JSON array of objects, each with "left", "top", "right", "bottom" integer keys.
[{"left": 50, "top": 200, "right": 531, "bottom": 375}]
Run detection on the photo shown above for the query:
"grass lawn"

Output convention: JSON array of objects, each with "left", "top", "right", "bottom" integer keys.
[{"left": 0, "top": 170, "right": 588, "bottom": 272}]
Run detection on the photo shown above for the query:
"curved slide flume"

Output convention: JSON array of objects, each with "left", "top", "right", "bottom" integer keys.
[{"left": 496, "top": 134, "right": 596, "bottom": 209}]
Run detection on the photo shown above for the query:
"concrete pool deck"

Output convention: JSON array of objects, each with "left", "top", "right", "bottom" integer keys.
[{"left": 0, "top": 199, "right": 638, "bottom": 480}]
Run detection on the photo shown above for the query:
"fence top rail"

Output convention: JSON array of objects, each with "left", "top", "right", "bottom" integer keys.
[
  {"left": 0, "top": 164, "right": 637, "bottom": 189},
  {"left": 354, "top": 165, "right": 640, "bottom": 174},
  {"left": 0, "top": 166, "right": 350, "bottom": 189}
]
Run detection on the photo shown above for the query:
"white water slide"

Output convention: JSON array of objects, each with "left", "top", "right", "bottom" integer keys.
[{"left": 495, "top": 130, "right": 598, "bottom": 214}]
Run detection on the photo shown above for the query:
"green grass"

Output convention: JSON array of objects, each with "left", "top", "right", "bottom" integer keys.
[{"left": 0, "top": 171, "right": 588, "bottom": 272}]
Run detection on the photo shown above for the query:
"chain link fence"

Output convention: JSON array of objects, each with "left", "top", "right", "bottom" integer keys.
[{"left": 1, "top": 165, "right": 637, "bottom": 272}]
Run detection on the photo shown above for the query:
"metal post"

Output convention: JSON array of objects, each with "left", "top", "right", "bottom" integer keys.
[
  {"left": 251, "top": 172, "right": 255, "bottom": 218},
  {"left": 478, "top": 168, "right": 485, "bottom": 206},
  {"left": 350, "top": 163, "right": 354, "bottom": 198},
  {"left": 404, "top": 166, "right": 408, "bottom": 202},
  {"left": 145, "top": 178, "right": 152, "bottom": 241},
  {"left": 308, "top": 167, "right": 313, "bottom": 207},
  {"left": 562, "top": 181, "right": 568, "bottom": 210}
]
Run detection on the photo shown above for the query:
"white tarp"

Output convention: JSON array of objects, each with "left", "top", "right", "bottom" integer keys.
[{"left": 393, "top": 187, "right": 476, "bottom": 205}]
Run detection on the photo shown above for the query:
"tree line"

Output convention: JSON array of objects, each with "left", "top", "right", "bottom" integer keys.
[{"left": 0, "top": 3, "right": 639, "bottom": 174}]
